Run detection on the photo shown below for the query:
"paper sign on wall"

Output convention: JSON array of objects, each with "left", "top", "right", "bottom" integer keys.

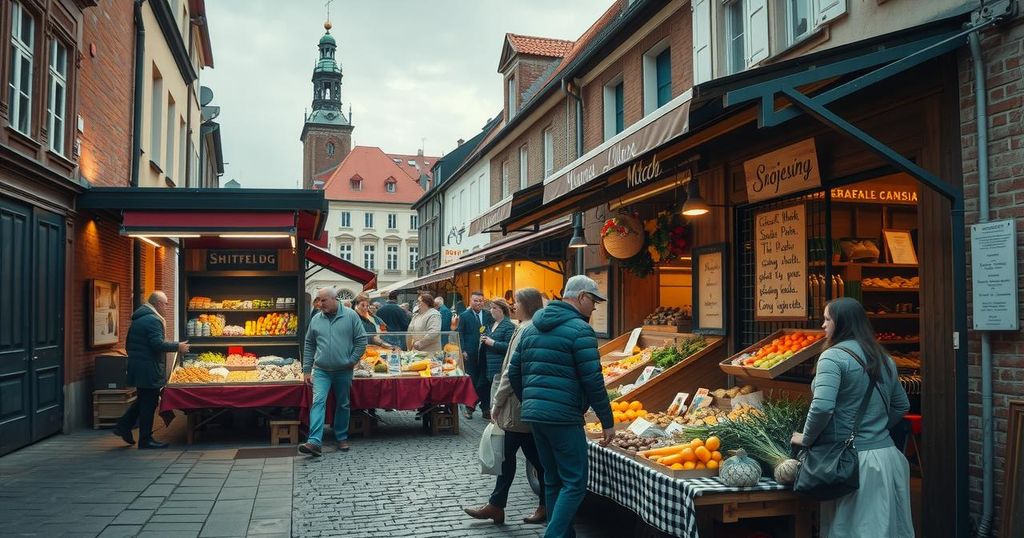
[
  {"left": 754, "top": 204, "right": 808, "bottom": 321},
  {"left": 971, "top": 219, "right": 1019, "bottom": 330}
]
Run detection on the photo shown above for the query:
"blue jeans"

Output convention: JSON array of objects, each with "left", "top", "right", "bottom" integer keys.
[
  {"left": 308, "top": 368, "right": 353, "bottom": 445},
  {"left": 529, "top": 422, "right": 588, "bottom": 538}
]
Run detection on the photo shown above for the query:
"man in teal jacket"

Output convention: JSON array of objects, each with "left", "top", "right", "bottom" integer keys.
[
  {"left": 299, "top": 287, "right": 367, "bottom": 456},
  {"left": 508, "top": 275, "right": 615, "bottom": 538}
]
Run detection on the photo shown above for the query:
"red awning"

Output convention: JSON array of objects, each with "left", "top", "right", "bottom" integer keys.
[
  {"left": 305, "top": 243, "right": 377, "bottom": 289},
  {"left": 121, "top": 211, "right": 297, "bottom": 234}
]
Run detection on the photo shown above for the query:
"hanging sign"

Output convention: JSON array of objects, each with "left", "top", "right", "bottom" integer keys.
[
  {"left": 971, "top": 219, "right": 1019, "bottom": 331},
  {"left": 207, "top": 250, "right": 278, "bottom": 271},
  {"left": 692, "top": 244, "right": 727, "bottom": 335},
  {"left": 754, "top": 204, "right": 808, "bottom": 320},
  {"left": 743, "top": 139, "right": 821, "bottom": 203},
  {"left": 441, "top": 248, "right": 464, "bottom": 266}
]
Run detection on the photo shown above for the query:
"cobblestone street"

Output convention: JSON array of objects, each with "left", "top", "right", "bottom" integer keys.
[{"left": 0, "top": 412, "right": 635, "bottom": 537}]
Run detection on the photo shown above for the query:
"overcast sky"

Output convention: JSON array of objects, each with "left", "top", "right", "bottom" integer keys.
[{"left": 201, "top": 1, "right": 615, "bottom": 189}]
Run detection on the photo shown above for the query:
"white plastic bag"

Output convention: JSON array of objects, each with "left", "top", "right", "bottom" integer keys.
[{"left": 478, "top": 423, "right": 505, "bottom": 475}]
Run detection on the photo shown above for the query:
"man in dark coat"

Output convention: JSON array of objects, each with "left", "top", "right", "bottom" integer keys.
[
  {"left": 508, "top": 275, "right": 614, "bottom": 537},
  {"left": 113, "top": 291, "right": 189, "bottom": 449},
  {"left": 457, "top": 291, "right": 493, "bottom": 419},
  {"left": 434, "top": 296, "right": 453, "bottom": 345},
  {"left": 376, "top": 291, "right": 410, "bottom": 349}
]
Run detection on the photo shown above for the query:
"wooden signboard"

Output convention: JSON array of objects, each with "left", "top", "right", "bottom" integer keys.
[
  {"left": 692, "top": 243, "right": 727, "bottom": 335},
  {"left": 882, "top": 229, "right": 918, "bottom": 265},
  {"left": 586, "top": 266, "right": 612, "bottom": 338},
  {"left": 1002, "top": 401, "right": 1024, "bottom": 538},
  {"left": 743, "top": 139, "right": 822, "bottom": 203},
  {"left": 754, "top": 204, "right": 808, "bottom": 321}
]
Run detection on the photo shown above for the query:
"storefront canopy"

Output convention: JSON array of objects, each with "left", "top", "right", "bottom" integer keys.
[
  {"left": 304, "top": 243, "right": 376, "bottom": 290},
  {"left": 405, "top": 255, "right": 487, "bottom": 291}
]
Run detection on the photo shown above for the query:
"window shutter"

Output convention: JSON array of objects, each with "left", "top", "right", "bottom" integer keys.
[
  {"left": 814, "top": 0, "right": 846, "bottom": 27},
  {"left": 746, "top": 0, "right": 769, "bottom": 67},
  {"left": 691, "top": 0, "right": 712, "bottom": 84}
]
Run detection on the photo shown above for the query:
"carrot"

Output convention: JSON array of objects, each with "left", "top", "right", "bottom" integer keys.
[
  {"left": 638, "top": 444, "right": 689, "bottom": 458},
  {"left": 658, "top": 452, "right": 686, "bottom": 466}
]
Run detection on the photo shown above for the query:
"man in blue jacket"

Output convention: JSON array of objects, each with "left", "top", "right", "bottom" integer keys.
[
  {"left": 435, "top": 296, "right": 453, "bottom": 346},
  {"left": 508, "top": 275, "right": 614, "bottom": 538},
  {"left": 299, "top": 287, "right": 368, "bottom": 456},
  {"left": 113, "top": 291, "right": 189, "bottom": 449},
  {"left": 376, "top": 291, "right": 410, "bottom": 349},
  {"left": 457, "top": 291, "right": 492, "bottom": 419}
]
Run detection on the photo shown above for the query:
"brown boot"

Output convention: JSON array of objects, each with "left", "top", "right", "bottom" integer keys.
[
  {"left": 523, "top": 505, "right": 546, "bottom": 524},
  {"left": 463, "top": 504, "right": 505, "bottom": 525}
]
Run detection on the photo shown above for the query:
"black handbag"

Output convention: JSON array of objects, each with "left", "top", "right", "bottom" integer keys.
[{"left": 793, "top": 346, "right": 876, "bottom": 500}]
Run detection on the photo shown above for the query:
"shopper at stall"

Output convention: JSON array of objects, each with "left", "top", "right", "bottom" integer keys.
[
  {"left": 457, "top": 291, "right": 493, "bottom": 419},
  {"left": 464, "top": 288, "right": 547, "bottom": 526},
  {"left": 478, "top": 298, "right": 515, "bottom": 417},
  {"left": 376, "top": 291, "right": 410, "bottom": 349},
  {"left": 507, "top": 275, "right": 615, "bottom": 538},
  {"left": 300, "top": 286, "right": 368, "bottom": 456},
  {"left": 354, "top": 294, "right": 396, "bottom": 350},
  {"left": 434, "top": 296, "right": 453, "bottom": 345},
  {"left": 112, "top": 291, "right": 190, "bottom": 449},
  {"left": 790, "top": 297, "right": 912, "bottom": 537},
  {"left": 407, "top": 292, "right": 442, "bottom": 353}
]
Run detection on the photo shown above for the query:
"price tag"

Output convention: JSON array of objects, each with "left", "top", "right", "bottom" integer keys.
[
  {"left": 623, "top": 327, "right": 643, "bottom": 354},
  {"left": 636, "top": 366, "right": 663, "bottom": 386},
  {"left": 666, "top": 392, "right": 690, "bottom": 416},
  {"left": 665, "top": 421, "right": 686, "bottom": 435},
  {"left": 627, "top": 417, "right": 653, "bottom": 435}
]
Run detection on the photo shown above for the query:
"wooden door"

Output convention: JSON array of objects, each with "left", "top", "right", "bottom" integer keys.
[
  {"left": 30, "top": 208, "right": 64, "bottom": 442},
  {"left": 0, "top": 197, "right": 32, "bottom": 455}
]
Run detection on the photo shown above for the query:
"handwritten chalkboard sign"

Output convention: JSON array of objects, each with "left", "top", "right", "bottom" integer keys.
[
  {"left": 754, "top": 204, "right": 807, "bottom": 321},
  {"left": 692, "top": 244, "right": 728, "bottom": 335}
]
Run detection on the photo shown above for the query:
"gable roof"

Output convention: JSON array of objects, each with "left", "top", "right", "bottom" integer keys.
[
  {"left": 321, "top": 146, "right": 425, "bottom": 204},
  {"left": 387, "top": 152, "right": 439, "bottom": 182},
  {"left": 498, "top": 33, "right": 575, "bottom": 73}
]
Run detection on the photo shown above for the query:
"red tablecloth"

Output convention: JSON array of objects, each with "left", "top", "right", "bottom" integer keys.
[{"left": 159, "top": 376, "right": 477, "bottom": 419}]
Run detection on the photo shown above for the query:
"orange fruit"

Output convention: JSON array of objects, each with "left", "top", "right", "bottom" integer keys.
[
  {"left": 670, "top": 463, "right": 684, "bottom": 470},
  {"left": 680, "top": 447, "right": 697, "bottom": 463},
  {"left": 629, "top": 401, "right": 643, "bottom": 411},
  {"left": 695, "top": 446, "right": 712, "bottom": 463},
  {"left": 625, "top": 409, "right": 637, "bottom": 420},
  {"left": 614, "top": 401, "right": 626, "bottom": 412},
  {"left": 711, "top": 450, "right": 722, "bottom": 462},
  {"left": 705, "top": 436, "right": 721, "bottom": 452},
  {"left": 695, "top": 462, "right": 707, "bottom": 470},
  {"left": 637, "top": 409, "right": 648, "bottom": 418},
  {"left": 689, "top": 438, "right": 704, "bottom": 449},
  {"left": 613, "top": 411, "right": 623, "bottom": 422},
  {"left": 682, "top": 461, "right": 696, "bottom": 470},
  {"left": 707, "top": 459, "right": 719, "bottom": 470}
]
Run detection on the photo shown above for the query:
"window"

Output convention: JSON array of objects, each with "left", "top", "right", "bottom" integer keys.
[
  {"left": 385, "top": 179, "right": 396, "bottom": 193},
  {"left": 165, "top": 96, "right": 176, "bottom": 180},
  {"left": 363, "top": 245, "right": 375, "bottom": 270},
  {"left": 469, "top": 180, "right": 478, "bottom": 216},
  {"left": 351, "top": 177, "right": 362, "bottom": 191},
  {"left": 364, "top": 212, "right": 374, "bottom": 228},
  {"left": 507, "top": 76, "right": 516, "bottom": 118},
  {"left": 179, "top": 118, "right": 187, "bottom": 185},
  {"left": 643, "top": 42, "right": 672, "bottom": 115},
  {"left": 602, "top": 77, "right": 625, "bottom": 141},
  {"left": 692, "top": 0, "right": 712, "bottom": 84},
  {"left": 386, "top": 245, "right": 399, "bottom": 271},
  {"left": 387, "top": 213, "right": 397, "bottom": 230},
  {"left": 150, "top": 66, "right": 163, "bottom": 166},
  {"left": 519, "top": 145, "right": 528, "bottom": 190},
  {"left": 543, "top": 128, "right": 554, "bottom": 179},
  {"left": 338, "top": 243, "right": 352, "bottom": 261},
  {"left": 8, "top": 1, "right": 33, "bottom": 135},
  {"left": 409, "top": 246, "right": 418, "bottom": 271},
  {"left": 47, "top": 39, "right": 68, "bottom": 154},
  {"left": 326, "top": 142, "right": 335, "bottom": 156},
  {"left": 410, "top": 214, "right": 419, "bottom": 229},
  {"left": 340, "top": 211, "right": 351, "bottom": 228},
  {"left": 725, "top": 0, "right": 745, "bottom": 75},
  {"left": 501, "top": 160, "right": 510, "bottom": 198}
]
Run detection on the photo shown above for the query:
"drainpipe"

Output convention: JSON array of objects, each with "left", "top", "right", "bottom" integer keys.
[
  {"left": 185, "top": 17, "right": 196, "bottom": 188},
  {"left": 130, "top": 0, "right": 146, "bottom": 188},
  {"left": 969, "top": 27, "right": 995, "bottom": 538},
  {"left": 562, "top": 78, "right": 586, "bottom": 275}
]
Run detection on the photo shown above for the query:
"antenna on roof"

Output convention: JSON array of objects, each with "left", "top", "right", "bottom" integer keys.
[{"left": 324, "top": 0, "right": 335, "bottom": 29}]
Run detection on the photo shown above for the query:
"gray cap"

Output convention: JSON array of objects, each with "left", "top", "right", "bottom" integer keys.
[{"left": 563, "top": 275, "right": 607, "bottom": 302}]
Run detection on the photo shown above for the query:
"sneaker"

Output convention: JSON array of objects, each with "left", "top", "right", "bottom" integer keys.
[{"left": 298, "top": 442, "right": 322, "bottom": 457}]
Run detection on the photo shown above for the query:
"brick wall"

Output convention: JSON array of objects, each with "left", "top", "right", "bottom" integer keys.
[
  {"left": 303, "top": 125, "right": 352, "bottom": 188},
  {"left": 489, "top": 101, "right": 569, "bottom": 205},
  {"left": 581, "top": 7, "right": 692, "bottom": 152},
  {"left": 959, "top": 16, "right": 1024, "bottom": 532}
]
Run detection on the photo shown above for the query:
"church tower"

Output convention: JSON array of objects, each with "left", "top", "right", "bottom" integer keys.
[{"left": 301, "top": 20, "right": 353, "bottom": 189}]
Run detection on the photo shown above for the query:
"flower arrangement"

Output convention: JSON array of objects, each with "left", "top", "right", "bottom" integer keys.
[
  {"left": 600, "top": 215, "right": 638, "bottom": 238},
  {"left": 617, "top": 211, "right": 690, "bottom": 277}
]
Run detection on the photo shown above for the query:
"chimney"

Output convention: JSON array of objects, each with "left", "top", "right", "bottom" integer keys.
[
  {"left": 417, "top": 148, "right": 424, "bottom": 157},
  {"left": 457, "top": 138, "right": 465, "bottom": 147}
]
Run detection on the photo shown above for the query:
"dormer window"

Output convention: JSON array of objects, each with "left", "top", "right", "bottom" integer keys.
[
  {"left": 385, "top": 177, "right": 397, "bottom": 193},
  {"left": 350, "top": 174, "right": 363, "bottom": 191},
  {"left": 507, "top": 75, "right": 517, "bottom": 118}
]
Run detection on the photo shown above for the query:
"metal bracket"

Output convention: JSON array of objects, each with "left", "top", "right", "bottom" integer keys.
[{"left": 973, "top": 0, "right": 1017, "bottom": 25}]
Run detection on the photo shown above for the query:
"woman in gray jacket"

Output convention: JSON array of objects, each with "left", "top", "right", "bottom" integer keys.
[
  {"left": 464, "top": 288, "right": 546, "bottom": 526},
  {"left": 791, "top": 297, "right": 912, "bottom": 537}
]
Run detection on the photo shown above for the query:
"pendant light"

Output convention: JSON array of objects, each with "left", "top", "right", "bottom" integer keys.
[{"left": 681, "top": 178, "right": 710, "bottom": 217}]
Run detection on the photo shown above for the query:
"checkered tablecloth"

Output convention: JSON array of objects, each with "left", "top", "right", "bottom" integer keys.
[{"left": 586, "top": 441, "right": 788, "bottom": 537}]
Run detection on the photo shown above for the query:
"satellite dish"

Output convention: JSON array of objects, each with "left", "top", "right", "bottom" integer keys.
[{"left": 199, "top": 86, "right": 214, "bottom": 106}]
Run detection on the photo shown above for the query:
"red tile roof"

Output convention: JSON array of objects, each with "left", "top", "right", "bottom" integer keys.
[
  {"left": 387, "top": 152, "right": 439, "bottom": 182},
  {"left": 506, "top": 33, "right": 575, "bottom": 59},
  {"left": 321, "top": 146, "right": 426, "bottom": 204}
]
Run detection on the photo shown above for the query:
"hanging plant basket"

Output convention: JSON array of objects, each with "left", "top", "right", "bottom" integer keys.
[{"left": 601, "top": 214, "right": 644, "bottom": 259}]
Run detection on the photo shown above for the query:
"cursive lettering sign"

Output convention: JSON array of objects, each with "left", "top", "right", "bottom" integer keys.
[
  {"left": 625, "top": 153, "right": 662, "bottom": 189},
  {"left": 744, "top": 139, "right": 821, "bottom": 203},
  {"left": 754, "top": 205, "right": 807, "bottom": 320}
]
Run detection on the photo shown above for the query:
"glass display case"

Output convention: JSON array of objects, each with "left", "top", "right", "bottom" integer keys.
[{"left": 356, "top": 331, "right": 465, "bottom": 378}]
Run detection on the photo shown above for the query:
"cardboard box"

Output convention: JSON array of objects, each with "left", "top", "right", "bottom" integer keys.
[{"left": 94, "top": 351, "right": 129, "bottom": 389}]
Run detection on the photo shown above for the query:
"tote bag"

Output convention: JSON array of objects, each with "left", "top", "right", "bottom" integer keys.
[{"left": 478, "top": 423, "right": 505, "bottom": 476}]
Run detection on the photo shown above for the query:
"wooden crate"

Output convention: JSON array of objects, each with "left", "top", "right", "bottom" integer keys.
[
  {"left": 93, "top": 388, "right": 137, "bottom": 429},
  {"left": 611, "top": 336, "right": 727, "bottom": 412},
  {"left": 633, "top": 451, "right": 719, "bottom": 479},
  {"left": 720, "top": 329, "right": 826, "bottom": 379},
  {"left": 600, "top": 329, "right": 689, "bottom": 388}
]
